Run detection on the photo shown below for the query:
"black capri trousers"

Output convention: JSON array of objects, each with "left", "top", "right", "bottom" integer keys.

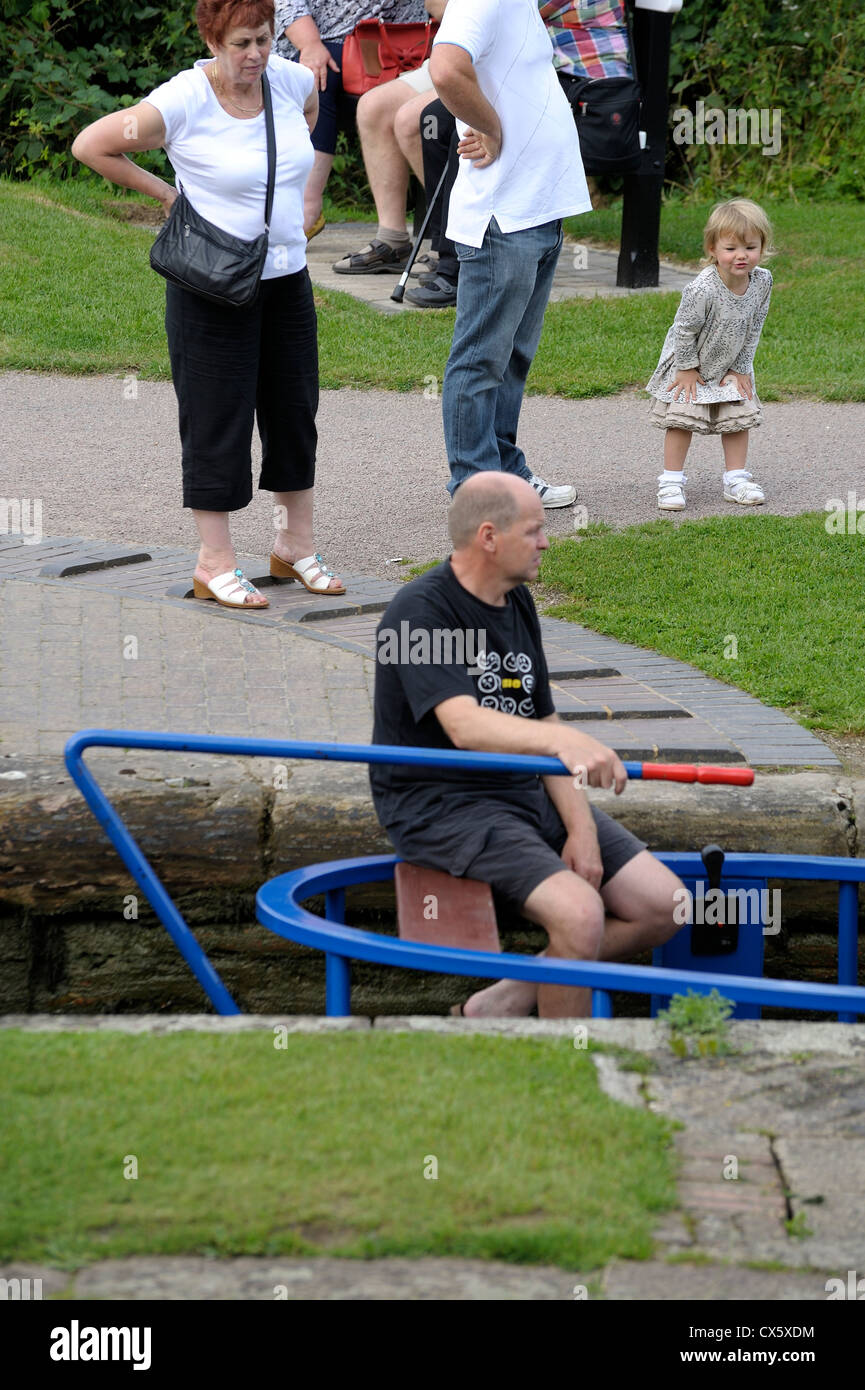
[{"left": 165, "top": 268, "right": 318, "bottom": 512}]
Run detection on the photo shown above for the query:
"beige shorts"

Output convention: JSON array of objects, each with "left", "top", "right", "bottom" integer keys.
[{"left": 397, "top": 58, "right": 434, "bottom": 94}]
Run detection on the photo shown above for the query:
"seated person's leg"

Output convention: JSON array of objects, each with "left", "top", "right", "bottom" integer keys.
[
  {"left": 520, "top": 814, "right": 683, "bottom": 1017},
  {"left": 333, "top": 67, "right": 435, "bottom": 274},
  {"left": 597, "top": 849, "right": 684, "bottom": 960},
  {"left": 434, "top": 128, "right": 460, "bottom": 286},
  {"left": 393, "top": 89, "right": 437, "bottom": 184},
  {"left": 406, "top": 100, "right": 459, "bottom": 308},
  {"left": 522, "top": 869, "right": 605, "bottom": 1019},
  {"left": 392, "top": 800, "right": 656, "bottom": 1017},
  {"left": 460, "top": 804, "right": 681, "bottom": 1019},
  {"left": 303, "top": 40, "right": 344, "bottom": 233}
]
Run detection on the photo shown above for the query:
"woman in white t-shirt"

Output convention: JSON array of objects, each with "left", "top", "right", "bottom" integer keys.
[{"left": 72, "top": 0, "right": 345, "bottom": 608}]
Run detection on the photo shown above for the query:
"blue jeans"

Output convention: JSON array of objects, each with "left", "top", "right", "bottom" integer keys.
[{"left": 443, "top": 217, "right": 563, "bottom": 496}]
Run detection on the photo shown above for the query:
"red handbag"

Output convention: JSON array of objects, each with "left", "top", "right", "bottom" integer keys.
[{"left": 341, "top": 18, "right": 439, "bottom": 96}]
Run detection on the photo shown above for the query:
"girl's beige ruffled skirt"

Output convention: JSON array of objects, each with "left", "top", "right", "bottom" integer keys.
[{"left": 648, "top": 394, "right": 763, "bottom": 435}]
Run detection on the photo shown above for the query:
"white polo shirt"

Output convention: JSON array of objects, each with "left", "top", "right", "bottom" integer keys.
[{"left": 433, "top": 0, "right": 592, "bottom": 247}]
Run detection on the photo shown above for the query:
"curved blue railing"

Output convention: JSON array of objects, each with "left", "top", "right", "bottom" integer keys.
[
  {"left": 64, "top": 730, "right": 865, "bottom": 1021},
  {"left": 257, "top": 853, "right": 865, "bottom": 1021}
]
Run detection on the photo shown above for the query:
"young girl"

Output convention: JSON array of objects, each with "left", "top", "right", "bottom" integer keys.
[{"left": 646, "top": 198, "right": 774, "bottom": 510}]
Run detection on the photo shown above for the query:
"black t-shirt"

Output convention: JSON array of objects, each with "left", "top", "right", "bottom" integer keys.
[{"left": 370, "top": 559, "right": 555, "bottom": 831}]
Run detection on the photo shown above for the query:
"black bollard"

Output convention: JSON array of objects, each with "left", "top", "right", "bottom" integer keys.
[{"left": 617, "top": 0, "right": 679, "bottom": 289}]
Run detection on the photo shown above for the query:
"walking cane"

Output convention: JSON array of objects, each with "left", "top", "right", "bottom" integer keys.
[{"left": 390, "top": 161, "right": 451, "bottom": 304}]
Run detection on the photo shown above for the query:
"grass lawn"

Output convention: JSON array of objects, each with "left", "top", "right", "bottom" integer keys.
[
  {"left": 540, "top": 513, "right": 865, "bottom": 735},
  {"left": 1, "top": 177, "right": 862, "bottom": 400},
  {"left": 0, "top": 1031, "right": 675, "bottom": 1272}
]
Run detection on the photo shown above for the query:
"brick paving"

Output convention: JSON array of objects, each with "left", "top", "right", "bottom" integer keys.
[{"left": 0, "top": 532, "right": 839, "bottom": 765}]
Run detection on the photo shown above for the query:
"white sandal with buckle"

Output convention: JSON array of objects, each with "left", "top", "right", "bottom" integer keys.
[
  {"left": 269, "top": 551, "right": 346, "bottom": 595},
  {"left": 192, "top": 567, "right": 269, "bottom": 609}
]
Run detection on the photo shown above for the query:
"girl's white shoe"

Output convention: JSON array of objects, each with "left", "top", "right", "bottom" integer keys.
[
  {"left": 723, "top": 472, "right": 765, "bottom": 505},
  {"left": 657, "top": 474, "right": 687, "bottom": 510}
]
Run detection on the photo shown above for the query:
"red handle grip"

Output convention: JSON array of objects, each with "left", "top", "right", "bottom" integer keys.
[{"left": 640, "top": 762, "right": 754, "bottom": 786}]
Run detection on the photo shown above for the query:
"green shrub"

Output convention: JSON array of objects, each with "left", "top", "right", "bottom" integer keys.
[
  {"left": 668, "top": 0, "right": 865, "bottom": 200},
  {"left": 2, "top": 0, "right": 863, "bottom": 201},
  {"left": 0, "top": 1, "right": 202, "bottom": 178}
]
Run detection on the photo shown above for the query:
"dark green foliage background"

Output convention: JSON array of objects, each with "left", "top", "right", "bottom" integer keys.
[
  {"left": 0, "top": 0, "right": 203, "bottom": 177},
  {"left": 665, "top": 0, "right": 864, "bottom": 199},
  {"left": 1, "top": 0, "right": 863, "bottom": 198}
]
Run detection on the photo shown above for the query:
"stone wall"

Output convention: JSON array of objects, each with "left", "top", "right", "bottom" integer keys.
[{"left": 1, "top": 755, "right": 862, "bottom": 1016}]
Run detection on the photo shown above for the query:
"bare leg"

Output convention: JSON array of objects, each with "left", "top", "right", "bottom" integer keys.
[
  {"left": 303, "top": 150, "right": 334, "bottom": 232},
  {"left": 192, "top": 509, "right": 267, "bottom": 607},
  {"left": 459, "top": 871, "right": 603, "bottom": 1019},
  {"left": 271, "top": 488, "right": 343, "bottom": 590},
  {"left": 721, "top": 429, "right": 749, "bottom": 473},
  {"left": 663, "top": 427, "right": 692, "bottom": 472},
  {"left": 525, "top": 870, "right": 605, "bottom": 1018},
  {"left": 597, "top": 852, "right": 684, "bottom": 959},
  {"left": 460, "top": 853, "right": 684, "bottom": 1018},
  {"left": 357, "top": 82, "right": 419, "bottom": 231},
  {"left": 393, "top": 90, "right": 438, "bottom": 183}
]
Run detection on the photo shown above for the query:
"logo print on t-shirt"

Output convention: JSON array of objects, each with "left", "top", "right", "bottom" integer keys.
[
  {"left": 475, "top": 650, "right": 500, "bottom": 673},
  {"left": 473, "top": 651, "right": 535, "bottom": 715}
]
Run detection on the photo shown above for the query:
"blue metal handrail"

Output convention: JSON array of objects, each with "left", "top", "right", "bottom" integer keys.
[
  {"left": 257, "top": 854, "right": 865, "bottom": 1021},
  {"left": 63, "top": 730, "right": 865, "bottom": 1020}
]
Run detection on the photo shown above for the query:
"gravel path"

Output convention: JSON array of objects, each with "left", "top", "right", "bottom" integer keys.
[{"left": 2, "top": 372, "right": 863, "bottom": 582}]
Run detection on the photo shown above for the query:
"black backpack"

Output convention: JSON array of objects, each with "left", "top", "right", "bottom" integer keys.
[
  {"left": 565, "top": 72, "right": 643, "bottom": 174},
  {"left": 562, "top": 4, "right": 642, "bottom": 176}
]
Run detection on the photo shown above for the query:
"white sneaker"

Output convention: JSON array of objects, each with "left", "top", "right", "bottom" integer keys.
[
  {"left": 657, "top": 474, "right": 687, "bottom": 510},
  {"left": 528, "top": 472, "right": 576, "bottom": 508},
  {"left": 724, "top": 472, "right": 765, "bottom": 505}
]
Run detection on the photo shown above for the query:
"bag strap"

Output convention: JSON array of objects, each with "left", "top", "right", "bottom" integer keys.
[
  {"left": 622, "top": 0, "right": 639, "bottom": 86},
  {"left": 261, "top": 69, "right": 276, "bottom": 232}
]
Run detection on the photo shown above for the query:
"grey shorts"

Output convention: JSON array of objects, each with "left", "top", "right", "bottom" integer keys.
[{"left": 389, "top": 790, "right": 647, "bottom": 912}]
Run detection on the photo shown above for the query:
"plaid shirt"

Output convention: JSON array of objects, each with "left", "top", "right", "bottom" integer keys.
[{"left": 539, "top": 1, "right": 632, "bottom": 79}]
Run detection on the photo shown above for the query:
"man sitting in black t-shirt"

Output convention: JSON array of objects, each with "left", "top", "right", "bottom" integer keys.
[{"left": 370, "top": 473, "right": 685, "bottom": 1017}]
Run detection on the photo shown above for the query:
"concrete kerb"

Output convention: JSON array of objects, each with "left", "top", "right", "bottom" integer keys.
[{"left": 4, "top": 1015, "right": 865, "bottom": 1054}]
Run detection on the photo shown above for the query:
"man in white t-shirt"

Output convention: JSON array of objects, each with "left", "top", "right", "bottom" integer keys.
[{"left": 430, "top": 0, "right": 591, "bottom": 506}]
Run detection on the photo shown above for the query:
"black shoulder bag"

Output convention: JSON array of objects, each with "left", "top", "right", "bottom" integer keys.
[
  {"left": 150, "top": 69, "right": 276, "bottom": 307},
  {"left": 563, "top": 2, "right": 642, "bottom": 176}
]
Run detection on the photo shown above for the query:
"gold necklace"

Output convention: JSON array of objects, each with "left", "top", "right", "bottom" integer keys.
[{"left": 211, "top": 62, "right": 263, "bottom": 114}]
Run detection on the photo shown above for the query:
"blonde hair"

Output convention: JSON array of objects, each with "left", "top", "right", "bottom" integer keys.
[{"left": 702, "top": 199, "right": 775, "bottom": 264}]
